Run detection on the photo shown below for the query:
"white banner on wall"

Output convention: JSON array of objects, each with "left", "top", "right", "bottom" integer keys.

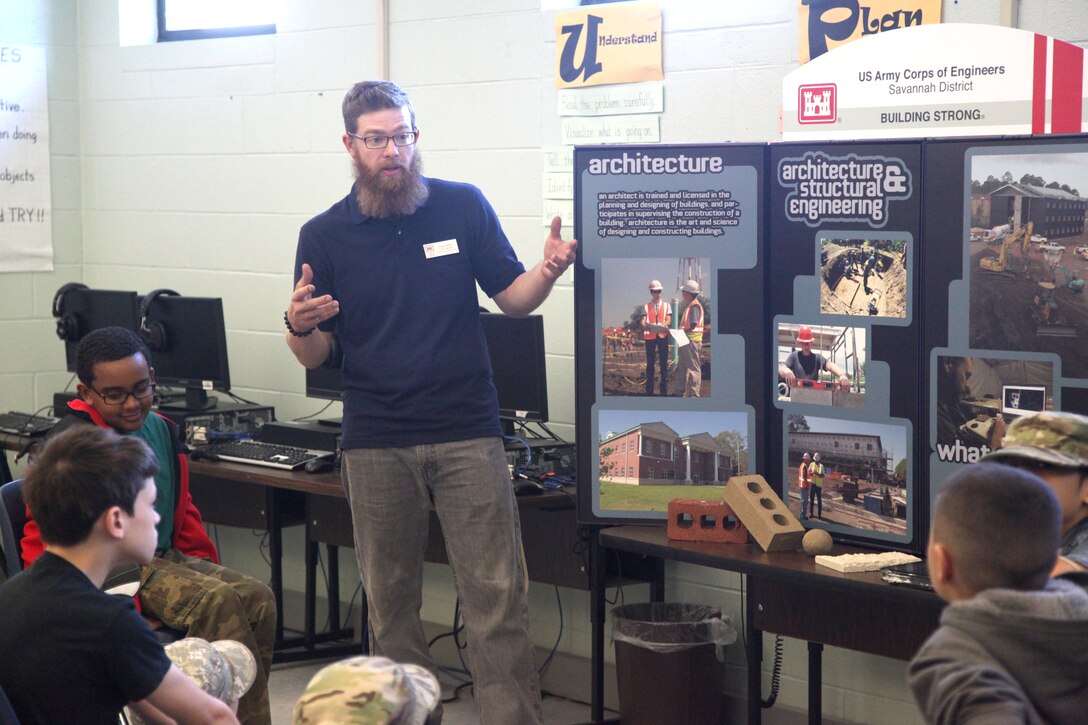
[
  {"left": 783, "top": 23, "right": 1088, "bottom": 141},
  {"left": 0, "top": 44, "right": 52, "bottom": 271}
]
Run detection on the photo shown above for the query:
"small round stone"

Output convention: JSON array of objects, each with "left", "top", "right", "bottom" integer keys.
[{"left": 802, "top": 528, "right": 833, "bottom": 556}]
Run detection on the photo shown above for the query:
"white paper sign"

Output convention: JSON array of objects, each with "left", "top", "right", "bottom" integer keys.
[
  {"left": 558, "top": 82, "right": 664, "bottom": 116},
  {"left": 561, "top": 115, "right": 660, "bottom": 145},
  {"left": 542, "top": 145, "right": 574, "bottom": 173},
  {"left": 543, "top": 172, "right": 574, "bottom": 200},
  {"left": 0, "top": 44, "right": 52, "bottom": 271}
]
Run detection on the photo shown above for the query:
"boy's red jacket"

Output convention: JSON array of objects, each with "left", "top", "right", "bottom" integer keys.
[{"left": 20, "top": 399, "right": 219, "bottom": 568}]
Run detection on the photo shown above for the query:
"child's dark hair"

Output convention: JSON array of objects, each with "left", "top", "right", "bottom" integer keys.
[
  {"left": 75, "top": 326, "right": 152, "bottom": 387},
  {"left": 933, "top": 462, "right": 1061, "bottom": 592},
  {"left": 25, "top": 426, "right": 159, "bottom": 547}
]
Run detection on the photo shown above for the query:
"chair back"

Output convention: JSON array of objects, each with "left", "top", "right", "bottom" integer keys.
[{"left": 0, "top": 480, "right": 26, "bottom": 578}]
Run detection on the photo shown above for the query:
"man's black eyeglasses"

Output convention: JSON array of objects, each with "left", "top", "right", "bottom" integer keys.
[
  {"left": 89, "top": 381, "right": 156, "bottom": 406},
  {"left": 347, "top": 131, "right": 418, "bottom": 149}
]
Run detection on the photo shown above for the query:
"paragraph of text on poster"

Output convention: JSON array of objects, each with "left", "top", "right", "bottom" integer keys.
[
  {"left": 0, "top": 44, "right": 53, "bottom": 271},
  {"left": 597, "top": 189, "right": 740, "bottom": 238}
]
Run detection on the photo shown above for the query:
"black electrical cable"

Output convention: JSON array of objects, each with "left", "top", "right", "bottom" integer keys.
[{"left": 739, "top": 575, "right": 783, "bottom": 708}]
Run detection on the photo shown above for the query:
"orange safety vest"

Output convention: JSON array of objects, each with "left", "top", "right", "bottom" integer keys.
[
  {"left": 643, "top": 301, "right": 670, "bottom": 340},
  {"left": 682, "top": 299, "right": 704, "bottom": 343}
]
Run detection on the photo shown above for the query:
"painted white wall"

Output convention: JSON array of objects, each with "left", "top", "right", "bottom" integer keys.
[{"left": 5, "top": 1, "right": 1088, "bottom": 721}]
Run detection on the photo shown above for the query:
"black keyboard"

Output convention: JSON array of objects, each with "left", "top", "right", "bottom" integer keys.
[
  {"left": 197, "top": 440, "right": 334, "bottom": 470},
  {"left": 0, "top": 411, "right": 59, "bottom": 436}
]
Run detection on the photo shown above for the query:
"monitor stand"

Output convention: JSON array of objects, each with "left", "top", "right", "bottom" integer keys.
[{"left": 157, "top": 387, "right": 218, "bottom": 412}]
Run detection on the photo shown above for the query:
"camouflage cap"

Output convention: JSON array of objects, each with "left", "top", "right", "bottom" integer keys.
[
  {"left": 293, "top": 656, "right": 440, "bottom": 725},
  {"left": 163, "top": 638, "right": 257, "bottom": 704},
  {"left": 981, "top": 411, "right": 1088, "bottom": 468}
]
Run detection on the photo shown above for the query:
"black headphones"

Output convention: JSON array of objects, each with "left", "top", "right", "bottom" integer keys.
[
  {"left": 52, "top": 282, "right": 88, "bottom": 341},
  {"left": 138, "top": 288, "right": 179, "bottom": 351}
]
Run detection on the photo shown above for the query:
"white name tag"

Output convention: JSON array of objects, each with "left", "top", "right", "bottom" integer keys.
[{"left": 423, "top": 239, "right": 459, "bottom": 258}]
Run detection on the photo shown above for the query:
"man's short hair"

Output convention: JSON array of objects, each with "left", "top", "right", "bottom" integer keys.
[
  {"left": 75, "top": 326, "right": 152, "bottom": 387},
  {"left": 933, "top": 463, "right": 1061, "bottom": 593},
  {"left": 342, "top": 80, "right": 416, "bottom": 133},
  {"left": 24, "top": 426, "right": 159, "bottom": 547}
]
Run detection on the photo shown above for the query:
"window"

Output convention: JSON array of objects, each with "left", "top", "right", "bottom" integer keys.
[{"left": 158, "top": 0, "right": 275, "bottom": 42}]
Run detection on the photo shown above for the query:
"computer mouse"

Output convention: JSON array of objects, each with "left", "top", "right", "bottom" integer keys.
[
  {"left": 513, "top": 479, "right": 546, "bottom": 496},
  {"left": 189, "top": 448, "right": 220, "bottom": 462},
  {"left": 304, "top": 457, "right": 336, "bottom": 474}
]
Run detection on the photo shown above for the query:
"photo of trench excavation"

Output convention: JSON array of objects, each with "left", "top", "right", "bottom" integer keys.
[{"left": 819, "top": 239, "right": 908, "bottom": 318}]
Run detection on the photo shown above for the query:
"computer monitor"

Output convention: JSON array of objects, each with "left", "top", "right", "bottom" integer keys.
[
  {"left": 53, "top": 286, "right": 141, "bottom": 373},
  {"left": 480, "top": 313, "right": 549, "bottom": 428},
  {"left": 304, "top": 313, "right": 550, "bottom": 431},
  {"left": 143, "top": 295, "right": 231, "bottom": 411},
  {"left": 305, "top": 365, "right": 343, "bottom": 401},
  {"left": 1001, "top": 385, "right": 1046, "bottom": 416}
]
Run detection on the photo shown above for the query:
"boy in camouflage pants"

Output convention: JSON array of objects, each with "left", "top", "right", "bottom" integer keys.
[{"left": 21, "top": 327, "right": 276, "bottom": 724}]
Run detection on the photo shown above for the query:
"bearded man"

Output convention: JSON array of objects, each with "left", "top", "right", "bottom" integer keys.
[{"left": 283, "top": 81, "right": 576, "bottom": 725}]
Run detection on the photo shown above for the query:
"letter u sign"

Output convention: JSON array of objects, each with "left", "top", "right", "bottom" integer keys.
[{"left": 559, "top": 14, "right": 603, "bottom": 83}]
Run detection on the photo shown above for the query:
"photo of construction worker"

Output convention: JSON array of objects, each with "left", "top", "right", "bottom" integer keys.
[
  {"left": 776, "top": 322, "right": 865, "bottom": 407},
  {"left": 643, "top": 278, "right": 672, "bottom": 396},
  {"left": 967, "top": 150, "right": 1088, "bottom": 378},
  {"left": 786, "top": 415, "right": 909, "bottom": 538},
  {"left": 600, "top": 257, "right": 712, "bottom": 397},
  {"left": 932, "top": 353, "right": 1054, "bottom": 458},
  {"left": 677, "top": 279, "right": 706, "bottom": 397},
  {"left": 819, "top": 237, "right": 909, "bottom": 319}
]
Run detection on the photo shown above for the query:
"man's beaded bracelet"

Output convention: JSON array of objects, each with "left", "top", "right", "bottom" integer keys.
[{"left": 284, "top": 310, "right": 316, "bottom": 337}]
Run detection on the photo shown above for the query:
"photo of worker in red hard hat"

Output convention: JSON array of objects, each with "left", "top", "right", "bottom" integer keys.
[{"left": 776, "top": 322, "right": 865, "bottom": 407}]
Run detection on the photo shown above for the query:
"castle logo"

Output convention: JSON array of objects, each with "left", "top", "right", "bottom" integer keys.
[{"left": 799, "top": 83, "right": 837, "bottom": 124}]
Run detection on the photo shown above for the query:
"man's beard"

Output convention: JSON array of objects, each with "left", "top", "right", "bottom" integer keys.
[{"left": 354, "top": 151, "right": 429, "bottom": 219}]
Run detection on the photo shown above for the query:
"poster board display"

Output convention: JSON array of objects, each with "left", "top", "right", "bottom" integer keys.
[
  {"left": 767, "top": 140, "right": 923, "bottom": 551},
  {"left": 922, "top": 134, "right": 1088, "bottom": 523},
  {"left": 574, "top": 144, "right": 766, "bottom": 525}
]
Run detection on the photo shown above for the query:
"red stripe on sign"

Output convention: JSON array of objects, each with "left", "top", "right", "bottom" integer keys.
[
  {"left": 1033, "top": 34, "right": 1047, "bottom": 134},
  {"left": 1052, "top": 40, "right": 1084, "bottom": 133}
]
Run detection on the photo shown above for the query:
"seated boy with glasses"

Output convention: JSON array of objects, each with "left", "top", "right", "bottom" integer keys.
[{"left": 20, "top": 326, "right": 276, "bottom": 725}]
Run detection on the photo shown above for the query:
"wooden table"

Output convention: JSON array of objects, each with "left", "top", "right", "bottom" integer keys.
[{"left": 593, "top": 525, "right": 944, "bottom": 724}]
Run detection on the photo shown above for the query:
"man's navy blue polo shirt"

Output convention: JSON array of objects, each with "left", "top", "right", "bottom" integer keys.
[{"left": 295, "top": 178, "right": 525, "bottom": 449}]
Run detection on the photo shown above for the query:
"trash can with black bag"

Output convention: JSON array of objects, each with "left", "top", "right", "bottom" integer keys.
[{"left": 612, "top": 602, "right": 737, "bottom": 725}]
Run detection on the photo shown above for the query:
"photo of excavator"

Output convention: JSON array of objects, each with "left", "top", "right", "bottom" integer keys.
[
  {"left": 970, "top": 218, "right": 1087, "bottom": 370},
  {"left": 979, "top": 221, "right": 1032, "bottom": 277}
]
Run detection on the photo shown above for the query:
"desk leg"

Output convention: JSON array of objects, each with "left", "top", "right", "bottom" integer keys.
[
  {"left": 590, "top": 527, "right": 606, "bottom": 724},
  {"left": 746, "top": 577, "right": 762, "bottom": 725},
  {"left": 304, "top": 537, "right": 318, "bottom": 650},
  {"left": 808, "top": 641, "right": 823, "bottom": 725},
  {"left": 269, "top": 492, "right": 285, "bottom": 643},
  {"left": 326, "top": 544, "right": 340, "bottom": 632}
]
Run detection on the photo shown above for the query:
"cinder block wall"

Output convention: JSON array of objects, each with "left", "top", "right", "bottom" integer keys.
[{"left": 5, "top": 1, "right": 1088, "bottom": 721}]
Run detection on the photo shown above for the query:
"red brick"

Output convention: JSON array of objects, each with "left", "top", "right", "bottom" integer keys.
[{"left": 666, "top": 498, "right": 749, "bottom": 544}]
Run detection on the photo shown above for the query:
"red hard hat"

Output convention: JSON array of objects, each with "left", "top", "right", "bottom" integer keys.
[{"left": 797, "top": 325, "right": 814, "bottom": 343}]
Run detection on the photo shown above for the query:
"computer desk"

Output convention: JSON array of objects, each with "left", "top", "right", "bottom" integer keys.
[
  {"left": 188, "top": 459, "right": 661, "bottom": 664},
  {"left": 593, "top": 526, "right": 944, "bottom": 725}
]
